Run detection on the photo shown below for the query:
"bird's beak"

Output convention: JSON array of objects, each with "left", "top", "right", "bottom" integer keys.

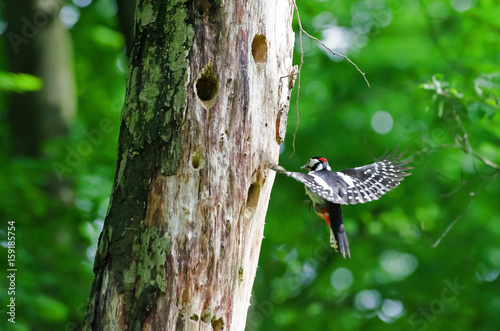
[{"left": 300, "top": 164, "right": 308, "bottom": 170}]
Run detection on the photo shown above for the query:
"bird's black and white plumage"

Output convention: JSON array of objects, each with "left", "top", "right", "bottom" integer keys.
[{"left": 266, "top": 148, "right": 412, "bottom": 259}]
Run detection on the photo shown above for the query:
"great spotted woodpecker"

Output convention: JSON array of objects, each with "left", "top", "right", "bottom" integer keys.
[{"left": 266, "top": 148, "right": 412, "bottom": 259}]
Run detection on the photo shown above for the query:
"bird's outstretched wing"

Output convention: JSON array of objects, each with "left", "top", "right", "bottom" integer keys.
[
  {"left": 337, "top": 148, "right": 413, "bottom": 205},
  {"left": 264, "top": 148, "right": 412, "bottom": 205}
]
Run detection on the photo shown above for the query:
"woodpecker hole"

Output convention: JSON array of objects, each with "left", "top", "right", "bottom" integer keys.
[
  {"left": 246, "top": 182, "right": 261, "bottom": 214},
  {"left": 211, "top": 316, "right": 224, "bottom": 331},
  {"left": 251, "top": 34, "right": 268, "bottom": 64},
  {"left": 191, "top": 151, "right": 206, "bottom": 170},
  {"left": 196, "top": 75, "right": 218, "bottom": 101},
  {"left": 195, "top": 62, "right": 219, "bottom": 110}
]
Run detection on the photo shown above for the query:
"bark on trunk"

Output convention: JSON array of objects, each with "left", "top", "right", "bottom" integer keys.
[{"left": 84, "top": 0, "right": 295, "bottom": 329}]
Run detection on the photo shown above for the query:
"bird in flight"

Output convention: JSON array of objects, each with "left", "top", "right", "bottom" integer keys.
[{"left": 265, "top": 148, "right": 412, "bottom": 259}]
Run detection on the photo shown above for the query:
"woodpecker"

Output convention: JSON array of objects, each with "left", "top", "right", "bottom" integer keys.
[{"left": 266, "top": 148, "right": 412, "bottom": 259}]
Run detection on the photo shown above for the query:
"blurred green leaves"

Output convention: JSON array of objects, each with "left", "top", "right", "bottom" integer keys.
[
  {"left": 90, "top": 25, "right": 125, "bottom": 50},
  {"left": 0, "top": 0, "right": 122, "bottom": 329},
  {"left": 0, "top": 72, "right": 43, "bottom": 92},
  {"left": 33, "top": 295, "right": 69, "bottom": 322},
  {"left": 251, "top": 0, "right": 500, "bottom": 330}
]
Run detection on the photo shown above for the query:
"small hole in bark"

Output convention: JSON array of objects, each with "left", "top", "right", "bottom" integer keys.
[
  {"left": 246, "top": 182, "right": 261, "bottom": 211},
  {"left": 196, "top": 76, "right": 217, "bottom": 101},
  {"left": 251, "top": 34, "right": 268, "bottom": 63},
  {"left": 211, "top": 316, "right": 224, "bottom": 331},
  {"left": 191, "top": 151, "right": 206, "bottom": 170},
  {"left": 192, "top": 159, "right": 199, "bottom": 169},
  {"left": 195, "top": 61, "right": 219, "bottom": 109}
]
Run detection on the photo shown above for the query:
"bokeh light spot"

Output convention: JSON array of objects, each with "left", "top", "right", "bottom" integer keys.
[
  {"left": 451, "top": 0, "right": 473, "bottom": 12},
  {"left": 330, "top": 267, "right": 353, "bottom": 290},
  {"left": 381, "top": 299, "right": 404, "bottom": 318},
  {"left": 355, "top": 289, "right": 381, "bottom": 311},
  {"left": 379, "top": 250, "right": 418, "bottom": 280},
  {"left": 371, "top": 110, "right": 393, "bottom": 135},
  {"left": 72, "top": 0, "right": 92, "bottom": 8},
  {"left": 60, "top": 6, "right": 80, "bottom": 28}
]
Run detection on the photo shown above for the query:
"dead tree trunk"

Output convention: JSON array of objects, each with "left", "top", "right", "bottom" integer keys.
[{"left": 84, "top": 0, "right": 295, "bottom": 330}]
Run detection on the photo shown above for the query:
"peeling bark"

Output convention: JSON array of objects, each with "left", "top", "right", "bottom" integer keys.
[{"left": 84, "top": 0, "right": 295, "bottom": 329}]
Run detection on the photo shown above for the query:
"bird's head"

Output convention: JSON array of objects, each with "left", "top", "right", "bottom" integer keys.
[{"left": 301, "top": 156, "right": 331, "bottom": 172}]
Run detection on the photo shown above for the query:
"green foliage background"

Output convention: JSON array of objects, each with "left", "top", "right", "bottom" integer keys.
[{"left": 1, "top": 0, "right": 500, "bottom": 330}]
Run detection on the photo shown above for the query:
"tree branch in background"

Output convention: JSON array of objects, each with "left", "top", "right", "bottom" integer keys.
[
  {"left": 432, "top": 172, "right": 496, "bottom": 248},
  {"left": 419, "top": 75, "right": 500, "bottom": 247}
]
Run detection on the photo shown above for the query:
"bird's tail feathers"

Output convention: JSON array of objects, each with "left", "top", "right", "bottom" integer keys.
[{"left": 329, "top": 204, "right": 351, "bottom": 259}]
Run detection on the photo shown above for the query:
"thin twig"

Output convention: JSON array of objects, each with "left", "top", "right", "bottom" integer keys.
[
  {"left": 428, "top": 100, "right": 500, "bottom": 245},
  {"left": 412, "top": 141, "right": 500, "bottom": 171},
  {"left": 439, "top": 184, "right": 466, "bottom": 199},
  {"left": 412, "top": 76, "right": 500, "bottom": 247},
  {"left": 432, "top": 171, "right": 498, "bottom": 247},
  {"left": 469, "top": 151, "right": 500, "bottom": 170},
  {"left": 297, "top": 25, "right": 370, "bottom": 88},
  {"left": 451, "top": 106, "right": 500, "bottom": 169},
  {"left": 291, "top": 0, "right": 370, "bottom": 87},
  {"left": 288, "top": 0, "right": 370, "bottom": 157},
  {"left": 289, "top": 0, "right": 304, "bottom": 157},
  {"left": 432, "top": 196, "right": 473, "bottom": 248}
]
